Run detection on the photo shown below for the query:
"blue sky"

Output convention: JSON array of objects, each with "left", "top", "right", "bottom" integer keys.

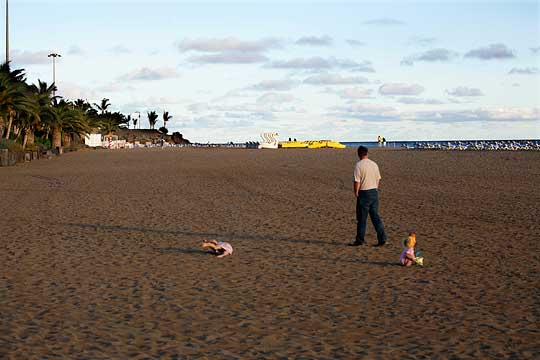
[{"left": 7, "top": 0, "right": 540, "bottom": 142}]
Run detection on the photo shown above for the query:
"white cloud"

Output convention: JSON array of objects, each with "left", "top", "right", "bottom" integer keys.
[
  {"left": 508, "top": 67, "right": 539, "bottom": 75},
  {"left": 107, "top": 45, "right": 131, "bottom": 55},
  {"left": 329, "top": 104, "right": 539, "bottom": 124},
  {"left": 401, "top": 48, "right": 459, "bottom": 66},
  {"left": 249, "top": 79, "right": 297, "bottom": 91},
  {"left": 177, "top": 37, "right": 282, "bottom": 53},
  {"left": 303, "top": 73, "right": 369, "bottom": 85},
  {"left": 446, "top": 87, "right": 484, "bottom": 97},
  {"left": 295, "top": 36, "right": 333, "bottom": 47},
  {"left": 397, "top": 97, "right": 445, "bottom": 105},
  {"left": 464, "top": 43, "right": 515, "bottom": 60},
  {"left": 56, "top": 82, "right": 97, "bottom": 102},
  {"left": 413, "top": 108, "right": 540, "bottom": 122},
  {"left": 329, "top": 103, "right": 400, "bottom": 122},
  {"left": 187, "top": 52, "right": 268, "bottom": 64},
  {"left": 12, "top": 50, "right": 52, "bottom": 65},
  {"left": 335, "top": 87, "right": 374, "bottom": 99},
  {"left": 346, "top": 39, "right": 366, "bottom": 47},
  {"left": 68, "top": 45, "right": 85, "bottom": 56},
  {"left": 121, "top": 96, "right": 187, "bottom": 113},
  {"left": 119, "top": 67, "right": 180, "bottom": 81},
  {"left": 267, "top": 57, "right": 374, "bottom": 72},
  {"left": 379, "top": 83, "right": 425, "bottom": 96},
  {"left": 97, "top": 82, "right": 136, "bottom": 93},
  {"left": 256, "top": 93, "right": 296, "bottom": 105},
  {"left": 531, "top": 47, "right": 540, "bottom": 54},
  {"left": 409, "top": 36, "right": 437, "bottom": 47}
]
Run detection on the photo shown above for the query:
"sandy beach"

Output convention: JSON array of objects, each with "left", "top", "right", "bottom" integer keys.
[{"left": 0, "top": 148, "right": 539, "bottom": 359}]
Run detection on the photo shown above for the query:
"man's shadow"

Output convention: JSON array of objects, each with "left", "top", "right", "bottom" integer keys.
[{"left": 154, "top": 247, "right": 210, "bottom": 255}]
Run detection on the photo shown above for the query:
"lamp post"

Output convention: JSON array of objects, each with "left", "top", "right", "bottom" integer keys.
[
  {"left": 135, "top": 111, "right": 141, "bottom": 129},
  {"left": 5, "top": 0, "right": 9, "bottom": 64},
  {"left": 48, "top": 53, "right": 61, "bottom": 96}
]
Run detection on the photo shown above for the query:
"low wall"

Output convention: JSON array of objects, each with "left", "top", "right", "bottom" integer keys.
[{"left": 0, "top": 149, "right": 54, "bottom": 167}]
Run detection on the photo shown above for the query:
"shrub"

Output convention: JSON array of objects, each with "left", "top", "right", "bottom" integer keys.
[
  {"left": 0, "top": 138, "right": 23, "bottom": 151},
  {"left": 35, "top": 137, "right": 52, "bottom": 150}
]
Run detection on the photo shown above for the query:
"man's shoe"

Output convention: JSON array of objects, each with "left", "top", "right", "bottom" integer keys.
[
  {"left": 348, "top": 242, "right": 366, "bottom": 247},
  {"left": 373, "top": 242, "right": 386, "bottom": 247}
]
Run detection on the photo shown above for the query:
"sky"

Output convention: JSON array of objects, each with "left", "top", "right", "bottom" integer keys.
[{"left": 5, "top": 0, "right": 540, "bottom": 142}]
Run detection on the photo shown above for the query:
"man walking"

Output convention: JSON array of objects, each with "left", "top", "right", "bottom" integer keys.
[{"left": 350, "top": 146, "right": 387, "bottom": 246}]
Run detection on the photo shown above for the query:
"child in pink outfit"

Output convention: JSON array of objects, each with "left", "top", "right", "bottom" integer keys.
[
  {"left": 400, "top": 232, "right": 417, "bottom": 266},
  {"left": 201, "top": 240, "right": 233, "bottom": 258}
]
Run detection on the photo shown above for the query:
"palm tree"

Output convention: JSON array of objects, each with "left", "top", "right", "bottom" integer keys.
[
  {"left": 162, "top": 111, "right": 172, "bottom": 131},
  {"left": 0, "top": 63, "right": 27, "bottom": 139},
  {"left": 147, "top": 111, "right": 158, "bottom": 129},
  {"left": 93, "top": 98, "right": 111, "bottom": 115},
  {"left": 17, "top": 86, "right": 42, "bottom": 149}
]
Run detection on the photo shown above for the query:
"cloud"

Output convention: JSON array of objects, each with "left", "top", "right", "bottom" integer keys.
[
  {"left": 12, "top": 50, "right": 52, "bottom": 65},
  {"left": 68, "top": 45, "right": 85, "bottom": 56},
  {"left": 187, "top": 52, "right": 268, "bottom": 64},
  {"left": 335, "top": 87, "right": 374, "bottom": 99},
  {"left": 249, "top": 79, "right": 297, "bottom": 91},
  {"left": 446, "top": 87, "right": 484, "bottom": 97},
  {"left": 56, "top": 82, "right": 97, "bottom": 102},
  {"left": 329, "top": 103, "right": 400, "bottom": 122},
  {"left": 362, "top": 18, "right": 404, "bottom": 25},
  {"left": 177, "top": 37, "right": 282, "bottom": 53},
  {"left": 256, "top": 92, "right": 296, "bottom": 105},
  {"left": 379, "top": 83, "right": 425, "bottom": 96},
  {"left": 409, "top": 36, "right": 436, "bottom": 46},
  {"left": 303, "top": 73, "right": 369, "bottom": 85},
  {"left": 267, "top": 57, "right": 374, "bottom": 72},
  {"left": 107, "top": 45, "right": 131, "bottom": 55},
  {"left": 413, "top": 108, "right": 539, "bottom": 123},
  {"left": 401, "top": 48, "right": 459, "bottom": 66},
  {"left": 464, "top": 43, "right": 515, "bottom": 60},
  {"left": 119, "top": 67, "right": 180, "bottom": 81},
  {"left": 530, "top": 47, "right": 540, "bottom": 54},
  {"left": 330, "top": 104, "right": 539, "bottom": 124},
  {"left": 346, "top": 39, "right": 366, "bottom": 47},
  {"left": 295, "top": 36, "right": 333, "bottom": 47},
  {"left": 97, "top": 82, "right": 136, "bottom": 93},
  {"left": 121, "top": 96, "right": 187, "bottom": 114},
  {"left": 397, "top": 97, "right": 445, "bottom": 105},
  {"left": 508, "top": 67, "right": 539, "bottom": 75}
]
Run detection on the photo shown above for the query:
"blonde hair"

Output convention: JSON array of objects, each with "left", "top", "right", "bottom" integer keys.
[{"left": 404, "top": 232, "right": 416, "bottom": 248}]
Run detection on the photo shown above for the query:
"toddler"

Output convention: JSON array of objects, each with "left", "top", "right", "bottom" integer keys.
[
  {"left": 201, "top": 239, "right": 234, "bottom": 258},
  {"left": 400, "top": 232, "right": 423, "bottom": 266}
]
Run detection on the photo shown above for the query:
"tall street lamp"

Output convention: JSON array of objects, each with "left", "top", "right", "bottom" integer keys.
[
  {"left": 135, "top": 111, "right": 141, "bottom": 129},
  {"left": 5, "top": 0, "right": 9, "bottom": 64},
  {"left": 48, "top": 53, "right": 61, "bottom": 96}
]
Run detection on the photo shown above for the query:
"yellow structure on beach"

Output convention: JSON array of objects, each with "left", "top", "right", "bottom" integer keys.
[{"left": 279, "top": 140, "right": 346, "bottom": 149}]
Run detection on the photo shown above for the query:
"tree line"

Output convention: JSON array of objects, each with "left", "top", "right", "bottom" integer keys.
[{"left": 0, "top": 63, "right": 172, "bottom": 151}]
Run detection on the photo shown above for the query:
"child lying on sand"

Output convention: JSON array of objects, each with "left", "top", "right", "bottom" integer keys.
[{"left": 201, "top": 240, "right": 234, "bottom": 258}]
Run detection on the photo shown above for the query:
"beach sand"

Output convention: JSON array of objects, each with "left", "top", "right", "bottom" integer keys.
[{"left": 1, "top": 148, "right": 539, "bottom": 359}]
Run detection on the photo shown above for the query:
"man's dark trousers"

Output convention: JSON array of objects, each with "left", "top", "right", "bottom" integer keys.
[{"left": 356, "top": 189, "right": 387, "bottom": 244}]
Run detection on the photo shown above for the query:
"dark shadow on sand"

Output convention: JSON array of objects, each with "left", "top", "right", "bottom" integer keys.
[
  {"left": 56, "top": 222, "right": 338, "bottom": 246},
  {"left": 154, "top": 247, "right": 211, "bottom": 255},
  {"left": 283, "top": 255, "right": 401, "bottom": 267}
]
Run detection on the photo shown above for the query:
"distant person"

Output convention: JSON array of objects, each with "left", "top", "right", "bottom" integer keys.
[
  {"left": 201, "top": 240, "right": 234, "bottom": 258},
  {"left": 349, "top": 146, "right": 387, "bottom": 247}
]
